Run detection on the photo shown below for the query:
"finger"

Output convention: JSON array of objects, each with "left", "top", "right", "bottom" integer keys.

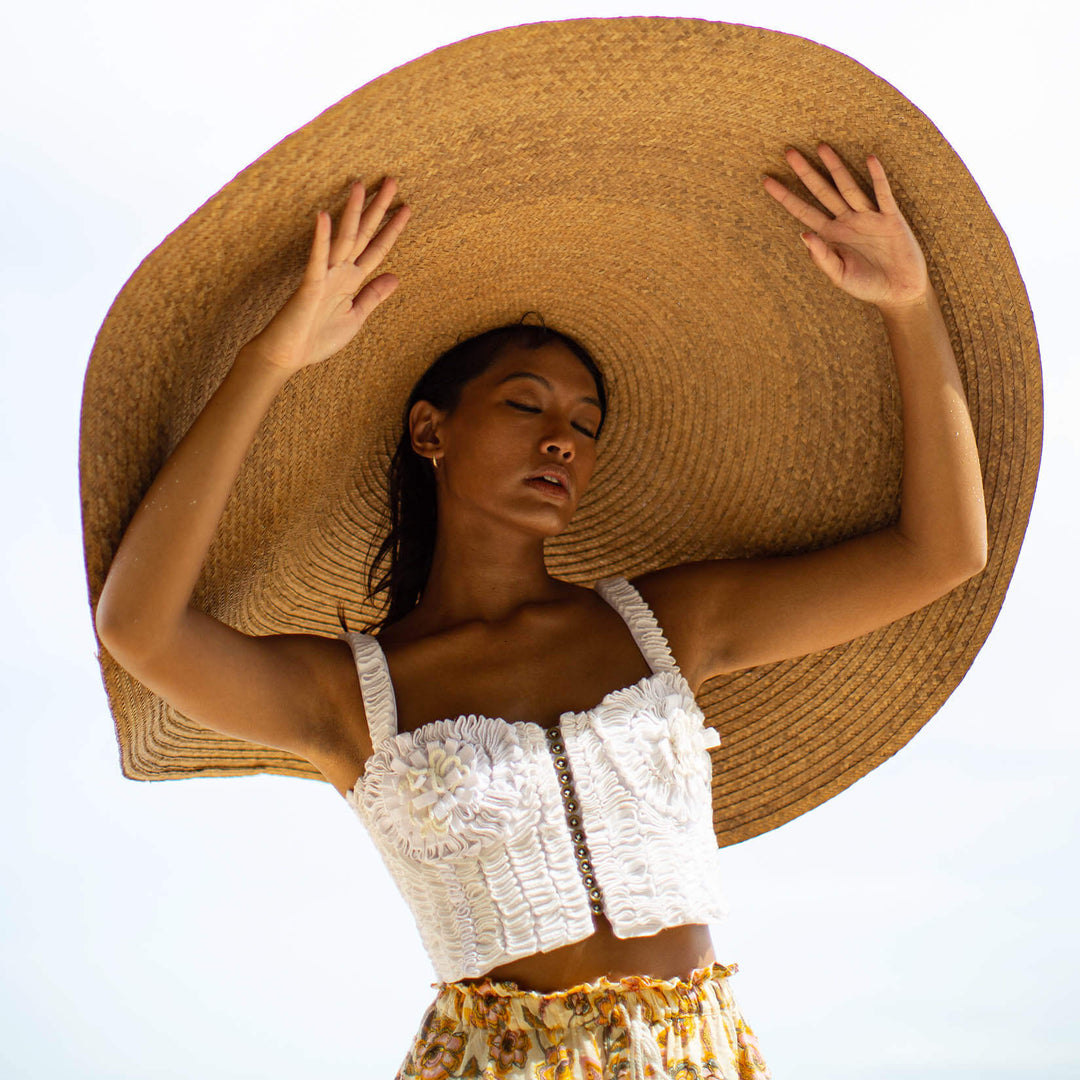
[
  {"left": 801, "top": 231, "right": 844, "bottom": 285},
  {"left": 782, "top": 146, "right": 850, "bottom": 218},
  {"left": 349, "top": 272, "right": 399, "bottom": 324},
  {"left": 354, "top": 202, "right": 412, "bottom": 271},
  {"left": 762, "top": 173, "right": 835, "bottom": 235},
  {"left": 328, "top": 181, "right": 368, "bottom": 266},
  {"left": 303, "top": 209, "right": 331, "bottom": 284},
  {"left": 351, "top": 176, "right": 400, "bottom": 260},
  {"left": 866, "top": 154, "right": 901, "bottom": 216},
  {"left": 815, "top": 143, "right": 875, "bottom": 212}
]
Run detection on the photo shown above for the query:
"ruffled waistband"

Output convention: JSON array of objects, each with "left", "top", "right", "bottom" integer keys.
[{"left": 431, "top": 961, "right": 740, "bottom": 1029}]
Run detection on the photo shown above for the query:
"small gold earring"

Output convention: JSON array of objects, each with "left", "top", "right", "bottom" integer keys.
[{"left": 432, "top": 455, "right": 439, "bottom": 470}]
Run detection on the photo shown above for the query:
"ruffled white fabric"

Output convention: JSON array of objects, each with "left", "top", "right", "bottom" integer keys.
[
  {"left": 357, "top": 714, "right": 539, "bottom": 861},
  {"left": 348, "top": 722, "right": 595, "bottom": 980},
  {"left": 340, "top": 575, "right": 728, "bottom": 984},
  {"left": 590, "top": 677, "right": 713, "bottom": 823},
  {"left": 564, "top": 670, "right": 730, "bottom": 940},
  {"left": 594, "top": 575, "right": 681, "bottom": 675},
  {"left": 345, "top": 634, "right": 398, "bottom": 749}
]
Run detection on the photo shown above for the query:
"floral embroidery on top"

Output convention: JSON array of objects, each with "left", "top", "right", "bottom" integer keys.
[
  {"left": 389, "top": 739, "right": 483, "bottom": 834},
  {"left": 359, "top": 714, "right": 542, "bottom": 862},
  {"left": 593, "top": 682, "right": 715, "bottom": 823}
]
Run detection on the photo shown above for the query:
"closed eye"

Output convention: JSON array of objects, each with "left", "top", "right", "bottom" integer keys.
[{"left": 506, "top": 400, "right": 598, "bottom": 440}]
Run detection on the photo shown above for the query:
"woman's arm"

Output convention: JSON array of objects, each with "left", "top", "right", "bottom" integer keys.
[
  {"left": 95, "top": 177, "right": 410, "bottom": 755},
  {"left": 94, "top": 348, "right": 291, "bottom": 649},
  {"left": 94, "top": 348, "right": 352, "bottom": 757},
  {"left": 878, "top": 286, "right": 986, "bottom": 565},
  {"left": 632, "top": 145, "right": 987, "bottom": 691}
]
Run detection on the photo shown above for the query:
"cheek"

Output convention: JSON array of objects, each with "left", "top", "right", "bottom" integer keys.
[
  {"left": 444, "top": 421, "right": 522, "bottom": 491},
  {"left": 578, "top": 436, "right": 600, "bottom": 469},
  {"left": 578, "top": 456, "right": 598, "bottom": 492}
]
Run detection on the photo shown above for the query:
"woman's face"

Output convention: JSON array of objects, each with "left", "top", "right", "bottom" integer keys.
[{"left": 413, "top": 341, "right": 604, "bottom": 538}]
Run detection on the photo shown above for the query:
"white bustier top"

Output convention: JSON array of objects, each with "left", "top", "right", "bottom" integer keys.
[{"left": 338, "top": 575, "right": 728, "bottom": 984}]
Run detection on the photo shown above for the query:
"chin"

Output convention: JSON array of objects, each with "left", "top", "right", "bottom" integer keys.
[{"left": 516, "top": 503, "right": 578, "bottom": 539}]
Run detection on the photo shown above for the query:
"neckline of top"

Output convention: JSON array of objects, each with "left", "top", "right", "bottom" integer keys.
[
  {"left": 345, "top": 667, "right": 692, "bottom": 801},
  {"left": 343, "top": 576, "right": 688, "bottom": 799}
]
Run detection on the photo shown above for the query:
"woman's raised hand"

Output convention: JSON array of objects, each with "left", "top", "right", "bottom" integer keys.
[
  {"left": 763, "top": 144, "right": 929, "bottom": 312},
  {"left": 242, "top": 177, "right": 411, "bottom": 373}
]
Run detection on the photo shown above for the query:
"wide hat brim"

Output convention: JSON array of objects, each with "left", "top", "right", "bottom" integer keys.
[{"left": 80, "top": 16, "right": 1041, "bottom": 847}]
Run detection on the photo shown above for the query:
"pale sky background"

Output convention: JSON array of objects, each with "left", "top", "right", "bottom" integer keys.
[{"left": 2, "top": 1, "right": 1076, "bottom": 1077}]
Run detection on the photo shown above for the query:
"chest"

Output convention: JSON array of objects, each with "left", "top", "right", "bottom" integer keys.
[{"left": 384, "top": 610, "right": 656, "bottom": 735}]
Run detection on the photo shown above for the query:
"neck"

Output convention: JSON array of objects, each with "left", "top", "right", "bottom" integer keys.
[{"left": 412, "top": 510, "right": 574, "bottom": 630}]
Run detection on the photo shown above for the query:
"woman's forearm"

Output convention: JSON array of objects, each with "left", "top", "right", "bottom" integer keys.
[
  {"left": 95, "top": 344, "right": 293, "bottom": 654},
  {"left": 877, "top": 285, "right": 987, "bottom": 572}
]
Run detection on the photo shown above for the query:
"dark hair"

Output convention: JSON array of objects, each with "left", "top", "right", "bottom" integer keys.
[{"left": 337, "top": 313, "right": 607, "bottom": 636}]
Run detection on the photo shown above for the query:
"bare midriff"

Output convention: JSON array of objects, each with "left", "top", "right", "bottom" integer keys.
[{"left": 455, "top": 913, "right": 717, "bottom": 994}]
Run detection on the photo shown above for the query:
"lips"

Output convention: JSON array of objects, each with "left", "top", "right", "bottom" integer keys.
[
  {"left": 524, "top": 476, "right": 570, "bottom": 499},
  {"left": 525, "top": 465, "right": 572, "bottom": 494}
]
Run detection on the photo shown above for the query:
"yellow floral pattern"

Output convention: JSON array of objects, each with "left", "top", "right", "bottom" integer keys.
[
  {"left": 411, "top": 1015, "right": 467, "bottom": 1079},
  {"left": 395, "top": 961, "right": 771, "bottom": 1079}
]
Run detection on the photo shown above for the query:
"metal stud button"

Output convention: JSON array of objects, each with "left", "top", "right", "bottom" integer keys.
[{"left": 544, "top": 731, "right": 603, "bottom": 906}]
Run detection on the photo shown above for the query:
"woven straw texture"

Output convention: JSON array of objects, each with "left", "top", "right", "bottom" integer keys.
[{"left": 80, "top": 16, "right": 1041, "bottom": 847}]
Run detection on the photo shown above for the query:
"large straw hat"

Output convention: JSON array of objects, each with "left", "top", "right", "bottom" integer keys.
[{"left": 80, "top": 16, "right": 1041, "bottom": 847}]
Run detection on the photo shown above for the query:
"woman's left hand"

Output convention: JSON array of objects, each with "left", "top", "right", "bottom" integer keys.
[{"left": 763, "top": 143, "right": 930, "bottom": 311}]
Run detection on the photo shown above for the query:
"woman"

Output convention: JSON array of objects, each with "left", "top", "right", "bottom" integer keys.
[{"left": 94, "top": 144, "right": 987, "bottom": 1078}]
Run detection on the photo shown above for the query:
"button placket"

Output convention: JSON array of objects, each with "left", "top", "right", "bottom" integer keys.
[{"left": 546, "top": 725, "right": 605, "bottom": 916}]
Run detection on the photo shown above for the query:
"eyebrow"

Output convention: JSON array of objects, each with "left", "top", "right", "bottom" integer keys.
[{"left": 495, "top": 371, "right": 602, "bottom": 409}]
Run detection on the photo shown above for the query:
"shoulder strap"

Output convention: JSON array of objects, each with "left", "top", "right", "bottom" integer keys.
[
  {"left": 594, "top": 576, "right": 680, "bottom": 676},
  {"left": 335, "top": 631, "right": 399, "bottom": 749}
]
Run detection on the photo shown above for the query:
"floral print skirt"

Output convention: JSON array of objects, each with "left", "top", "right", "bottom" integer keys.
[{"left": 395, "top": 960, "right": 771, "bottom": 1079}]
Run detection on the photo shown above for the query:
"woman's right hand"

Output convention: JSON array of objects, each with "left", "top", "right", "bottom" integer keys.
[{"left": 241, "top": 176, "right": 411, "bottom": 374}]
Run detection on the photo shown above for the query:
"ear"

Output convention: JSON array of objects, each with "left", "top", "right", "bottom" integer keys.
[{"left": 408, "top": 399, "right": 446, "bottom": 460}]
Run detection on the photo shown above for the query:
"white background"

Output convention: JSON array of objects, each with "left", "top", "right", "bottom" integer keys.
[{"left": 2, "top": 1, "right": 1076, "bottom": 1077}]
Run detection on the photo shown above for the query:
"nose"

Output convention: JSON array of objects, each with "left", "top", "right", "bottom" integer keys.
[{"left": 542, "top": 420, "right": 576, "bottom": 460}]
